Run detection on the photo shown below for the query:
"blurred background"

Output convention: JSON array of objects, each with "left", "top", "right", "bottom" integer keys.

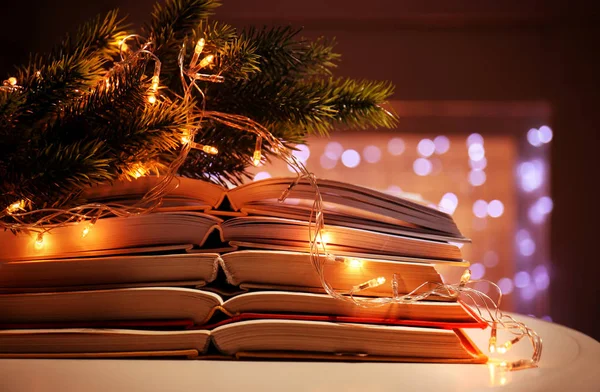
[{"left": 1, "top": 0, "right": 598, "bottom": 339}]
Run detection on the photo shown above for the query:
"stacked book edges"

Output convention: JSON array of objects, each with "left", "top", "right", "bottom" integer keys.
[{"left": 0, "top": 176, "right": 487, "bottom": 363}]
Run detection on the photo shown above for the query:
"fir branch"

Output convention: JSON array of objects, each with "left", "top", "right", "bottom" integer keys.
[
  {"left": 6, "top": 10, "right": 129, "bottom": 131},
  {"left": 1, "top": 51, "right": 107, "bottom": 149},
  {"left": 57, "top": 9, "right": 129, "bottom": 61},
  {"left": 1, "top": 0, "right": 400, "bottom": 205},
  {"left": 196, "top": 22, "right": 260, "bottom": 82},
  {"left": 208, "top": 76, "right": 395, "bottom": 136},
  {"left": 1, "top": 139, "right": 113, "bottom": 209},
  {"left": 194, "top": 20, "right": 236, "bottom": 50},
  {"left": 241, "top": 27, "right": 339, "bottom": 81},
  {"left": 322, "top": 78, "right": 397, "bottom": 130},
  {"left": 146, "top": 0, "right": 221, "bottom": 82},
  {"left": 110, "top": 98, "right": 191, "bottom": 166},
  {"left": 42, "top": 61, "right": 150, "bottom": 146}
]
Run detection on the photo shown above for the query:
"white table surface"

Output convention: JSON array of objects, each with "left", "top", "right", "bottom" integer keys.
[{"left": 0, "top": 314, "right": 598, "bottom": 392}]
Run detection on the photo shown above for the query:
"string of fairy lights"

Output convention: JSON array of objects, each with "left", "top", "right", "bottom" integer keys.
[{"left": 0, "top": 34, "right": 540, "bottom": 370}]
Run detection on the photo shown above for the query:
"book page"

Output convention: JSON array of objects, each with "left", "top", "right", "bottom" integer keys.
[
  {"left": 81, "top": 176, "right": 227, "bottom": 208},
  {"left": 0, "top": 253, "right": 220, "bottom": 289},
  {"left": 0, "top": 212, "right": 223, "bottom": 262},
  {"left": 0, "top": 287, "right": 223, "bottom": 326}
]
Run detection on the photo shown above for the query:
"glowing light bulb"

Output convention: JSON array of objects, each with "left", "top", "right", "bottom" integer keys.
[
  {"left": 34, "top": 233, "right": 45, "bottom": 250},
  {"left": 253, "top": 150, "right": 262, "bottom": 166},
  {"left": 150, "top": 75, "right": 159, "bottom": 92},
  {"left": 488, "top": 326, "right": 498, "bottom": 353},
  {"left": 201, "top": 145, "right": 218, "bottom": 155},
  {"left": 129, "top": 163, "right": 148, "bottom": 179},
  {"left": 6, "top": 199, "right": 25, "bottom": 214},
  {"left": 317, "top": 232, "right": 330, "bottom": 246},
  {"left": 105, "top": 79, "right": 110, "bottom": 89},
  {"left": 496, "top": 341, "right": 512, "bottom": 354},
  {"left": 81, "top": 223, "right": 93, "bottom": 238},
  {"left": 353, "top": 277, "right": 386, "bottom": 293},
  {"left": 460, "top": 269, "right": 471, "bottom": 285},
  {"left": 199, "top": 54, "right": 214, "bottom": 68},
  {"left": 345, "top": 258, "right": 363, "bottom": 269},
  {"left": 117, "top": 38, "right": 129, "bottom": 52},
  {"left": 7, "top": 77, "right": 17, "bottom": 86},
  {"left": 189, "top": 38, "right": 207, "bottom": 69},
  {"left": 194, "top": 38, "right": 205, "bottom": 55},
  {"left": 147, "top": 94, "right": 157, "bottom": 104},
  {"left": 253, "top": 136, "right": 263, "bottom": 166}
]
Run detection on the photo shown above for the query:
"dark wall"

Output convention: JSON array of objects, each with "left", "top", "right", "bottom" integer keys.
[{"left": 2, "top": 0, "right": 599, "bottom": 339}]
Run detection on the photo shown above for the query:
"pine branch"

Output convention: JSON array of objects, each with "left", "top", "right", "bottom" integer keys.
[
  {"left": 146, "top": 0, "right": 221, "bottom": 84},
  {"left": 1, "top": 0, "right": 400, "bottom": 206},
  {"left": 305, "top": 78, "right": 397, "bottom": 131},
  {"left": 241, "top": 27, "right": 339, "bottom": 81},
  {"left": 110, "top": 98, "right": 191, "bottom": 167},
  {"left": 207, "top": 76, "right": 395, "bottom": 137},
  {"left": 168, "top": 21, "right": 260, "bottom": 93},
  {"left": 1, "top": 139, "right": 113, "bottom": 209},
  {"left": 41, "top": 61, "right": 150, "bottom": 146},
  {"left": 202, "top": 23, "right": 261, "bottom": 82},
  {"left": 57, "top": 9, "right": 129, "bottom": 61},
  {"left": 6, "top": 10, "right": 129, "bottom": 131}
]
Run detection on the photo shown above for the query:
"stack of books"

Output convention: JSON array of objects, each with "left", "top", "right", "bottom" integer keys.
[{"left": 0, "top": 177, "right": 487, "bottom": 363}]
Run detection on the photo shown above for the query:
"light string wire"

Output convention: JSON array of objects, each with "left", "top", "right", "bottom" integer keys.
[{"left": 0, "top": 35, "right": 540, "bottom": 370}]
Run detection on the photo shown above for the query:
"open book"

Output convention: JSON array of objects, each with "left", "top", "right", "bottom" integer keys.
[
  {"left": 0, "top": 250, "right": 469, "bottom": 297},
  {"left": 83, "top": 176, "right": 466, "bottom": 239},
  {"left": 0, "top": 287, "right": 486, "bottom": 329},
  {"left": 0, "top": 320, "right": 487, "bottom": 363},
  {"left": 0, "top": 212, "right": 463, "bottom": 262}
]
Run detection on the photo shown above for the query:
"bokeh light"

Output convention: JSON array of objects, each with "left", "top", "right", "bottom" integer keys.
[
  {"left": 433, "top": 136, "right": 450, "bottom": 154},
  {"left": 538, "top": 125, "right": 553, "bottom": 143},
  {"left": 536, "top": 196, "right": 554, "bottom": 214},
  {"left": 528, "top": 205, "right": 545, "bottom": 224},
  {"left": 473, "top": 200, "right": 488, "bottom": 218},
  {"left": 470, "top": 263, "right": 486, "bottom": 279},
  {"left": 292, "top": 144, "right": 310, "bottom": 162},
  {"left": 532, "top": 265, "right": 550, "bottom": 290},
  {"left": 363, "top": 145, "right": 382, "bottom": 163},
  {"left": 341, "top": 149, "right": 361, "bottom": 168},
  {"left": 468, "top": 170, "right": 486, "bottom": 186},
  {"left": 487, "top": 200, "right": 504, "bottom": 218},
  {"left": 518, "top": 238, "right": 536, "bottom": 257},
  {"left": 417, "top": 139, "right": 435, "bottom": 157},
  {"left": 527, "top": 128, "right": 542, "bottom": 147},
  {"left": 469, "top": 157, "right": 487, "bottom": 170},
  {"left": 387, "top": 138, "right": 406, "bottom": 156},
  {"left": 413, "top": 158, "right": 432, "bottom": 176},
  {"left": 518, "top": 160, "right": 544, "bottom": 192},
  {"left": 497, "top": 277, "right": 514, "bottom": 295},
  {"left": 320, "top": 154, "right": 337, "bottom": 169},
  {"left": 514, "top": 271, "right": 531, "bottom": 289},
  {"left": 324, "top": 141, "right": 343, "bottom": 160},
  {"left": 466, "top": 133, "right": 484, "bottom": 146},
  {"left": 520, "top": 284, "right": 537, "bottom": 301},
  {"left": 468, "top": 143, "right": 485, "bottom": 161},
  {"left": 439, "top": 193, "right": 459, "bottom": 214}
]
